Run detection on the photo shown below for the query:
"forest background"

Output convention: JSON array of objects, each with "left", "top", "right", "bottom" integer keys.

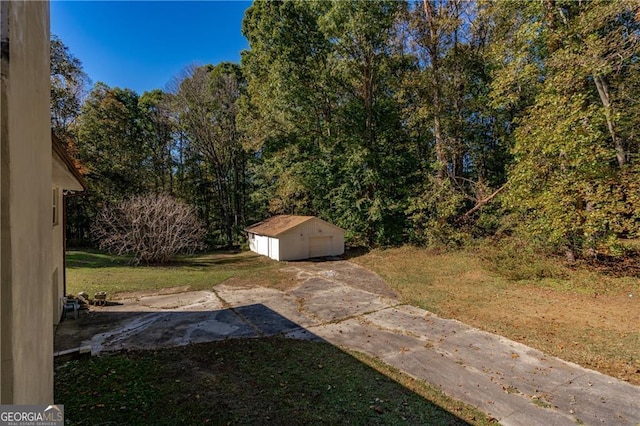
[{"left": 52, "top": 0, "right": 640, "bottom": 262}]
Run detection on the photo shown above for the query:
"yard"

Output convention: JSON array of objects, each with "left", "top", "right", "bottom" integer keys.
[
  {"left": 58, "top": 249, "right": 495, "bottom": 425},
  {"left": 56, "top": 246, "right": 639, "bottom": 423}
]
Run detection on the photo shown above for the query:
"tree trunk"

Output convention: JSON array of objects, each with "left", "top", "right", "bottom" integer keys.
[
  {"left": 423, "top": 0, "right": 447, "bottom": 183},
  {"left": 593, "top": 74, "right": 625, "bottom": 167}
]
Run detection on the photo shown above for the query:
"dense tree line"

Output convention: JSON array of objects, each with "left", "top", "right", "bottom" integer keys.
[{"left": 52, "top": 0, "right": 640, "bottom": 259}]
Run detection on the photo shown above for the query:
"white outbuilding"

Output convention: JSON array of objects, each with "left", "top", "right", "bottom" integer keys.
[{"left": 245, "top": 215, "right": 345, "bottom": 261}]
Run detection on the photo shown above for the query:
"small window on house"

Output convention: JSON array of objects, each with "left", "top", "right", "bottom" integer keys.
[{"left": 52, "top": 187, "right": 59, "bottom": 226}]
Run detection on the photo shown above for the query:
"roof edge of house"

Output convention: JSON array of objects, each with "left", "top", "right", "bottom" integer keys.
[{"left": 52, "top": 130, "right": 88, "bottom": 192}]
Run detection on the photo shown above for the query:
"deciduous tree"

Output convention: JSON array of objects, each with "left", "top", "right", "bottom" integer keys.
[
  {"left": 50, "top": 35, "right": 90, "bottom": 139},
  {"left": 92, "top": 193, "right": 205, "bottom": 264},
  {"left": 489, "top": 0, "right": 640, "bottom": 258},
  {"left": 170, "top": 63, "right": 248, "bottom": 246}
]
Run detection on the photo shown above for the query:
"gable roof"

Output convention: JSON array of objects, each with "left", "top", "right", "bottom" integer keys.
[{"left": 245, "top": 215, "right": 315, "bottom": 237}]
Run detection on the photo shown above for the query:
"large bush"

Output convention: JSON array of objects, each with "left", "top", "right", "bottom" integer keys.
[{"left": 92, "top": 194, "right": 206, "bottom": 264}]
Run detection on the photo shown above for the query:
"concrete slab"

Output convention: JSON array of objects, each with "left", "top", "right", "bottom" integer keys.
[
  {"left": 214, "top": 285, "right": 284, "bottom": 306},
  {"left": 214, "top": 285, "right": 319, "bottom": 328},
  {"left": 233, "top": 303, "right": 304, "bottom": 336},
  {"left": 87, "top": 309, "right": 258, "bottom": 353},
  {"left": 312, "top": 305, "right": 640, "bottom": 426},
  {"left": 293, "top": 278, "right": 397, "bottom": 322}
]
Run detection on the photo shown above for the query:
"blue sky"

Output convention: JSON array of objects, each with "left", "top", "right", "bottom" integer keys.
[{"left": 51, "top": 1, "right": 252, "bottom": 95}]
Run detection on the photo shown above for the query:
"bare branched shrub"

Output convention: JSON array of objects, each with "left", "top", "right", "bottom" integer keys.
[{"left": 92, "top": 194, "right": 206, "bottom": 264}]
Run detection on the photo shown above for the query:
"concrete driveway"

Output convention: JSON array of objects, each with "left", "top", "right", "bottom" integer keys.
[{"left": 55, "top": 260, "right": 640, "bottom": 426}]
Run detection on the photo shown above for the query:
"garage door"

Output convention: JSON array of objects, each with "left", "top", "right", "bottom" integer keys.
[{"left": 308, "top": 236, "right": 332, "bottom": 258}]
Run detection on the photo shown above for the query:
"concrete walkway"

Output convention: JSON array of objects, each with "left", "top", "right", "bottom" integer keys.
[{"left": 55, "top": 260, "right": 640, "bottom": 426}]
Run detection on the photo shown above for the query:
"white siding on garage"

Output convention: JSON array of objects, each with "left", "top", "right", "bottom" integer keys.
[
  {"left": 251, "top": 234, "right": 269, "bottom": 257},
  {"left": 250, "top": 234, "right": 281, "bottom": 260},
  {"left": 269, "top": 237, "right": 280, "bottom": 261}
]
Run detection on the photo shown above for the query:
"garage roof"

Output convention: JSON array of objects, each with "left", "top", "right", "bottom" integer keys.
[{"left": 245, "top": 215, "right": 315, "bottom": 237}]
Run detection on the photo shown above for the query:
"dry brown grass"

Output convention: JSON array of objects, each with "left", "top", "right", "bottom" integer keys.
[{"left": 350, "top": 246, "right": 640, "bottom": 385}]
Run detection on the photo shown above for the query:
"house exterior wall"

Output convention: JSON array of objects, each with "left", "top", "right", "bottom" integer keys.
[
  {"left": 0, "top": 0, "right": 53, "bottom": 404},
  {"left": 52, "top": 186, "right": 64, "bottom": 325},
  {"left": 51, "top": 150, "right": 84, "bottom": 325}
]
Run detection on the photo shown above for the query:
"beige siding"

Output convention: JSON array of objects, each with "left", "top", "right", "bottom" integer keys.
[
  {"left": 309, "top": 236, "right": 333, "bottom": 258},
  {"left": 51, "top": 186, "right": 65, "bottom": 324},
  {"left": 0, "top": 0, "right": 53, "bottom": 403},
  {"left": 278, "top": 233, "right": 307, "bottom": 261},
  {"left": 279, "top": 218, "right": 345, "bottom": 260}
]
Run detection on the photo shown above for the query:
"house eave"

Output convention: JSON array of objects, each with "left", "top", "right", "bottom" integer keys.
[{"left": 52, "top": 130, "right": 87, "bottom": 192}]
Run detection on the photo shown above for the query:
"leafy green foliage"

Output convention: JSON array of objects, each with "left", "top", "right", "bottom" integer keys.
[
  {"left": 407, "top": 175, "right": 470, "bottom": 247},
  {"left": 403, "top": 1, "right": 511, "bottom": 245},
  {"left": 138, "top": 90, "right": 176, "bottom": 193},
  {"left": 68, "top": 83, "right": 153, "bottom": 244},
  {"left": 491, "top": 0, "right": 640, "bottom": 258},
  {"left": 242, "top": 0, "right": 416, "bottom": 246},
  {"left": 50, "top": 35, "right": 91, "bottom": 138},
  {"left": 170, "top": 63, "right": 248, "bottom": 246}
]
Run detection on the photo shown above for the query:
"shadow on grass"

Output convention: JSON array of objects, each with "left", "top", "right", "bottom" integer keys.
[
  {"left": 66, "top": 250, "right": 268, "bottom": 269},
  {"left": 66, "top": 250, "right": 132, "bottom": 268},
  {"left": 342, "top": 245, "right": 371, "bottom": 261},
  {"left": 67, "top": 248, "right": 371, "bottom": 272},
  {"left": 173, "top": 253, "right": 269, "bottom": 268},
  {"left": 54, "top": 304, "right": 481, "bottom": 425}
]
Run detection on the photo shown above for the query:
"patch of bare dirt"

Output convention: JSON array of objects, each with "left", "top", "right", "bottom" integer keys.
[
  {"left": 112, "top": 285, "right": 192, "bottom": 300},
  {"left": 578, "top": 253, "right": 640, "bottom": 278},
  {"left": 220, "top": 269, "right": 297, "bottom": 291}
]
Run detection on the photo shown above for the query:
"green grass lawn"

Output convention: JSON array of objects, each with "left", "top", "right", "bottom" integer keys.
[
  {"left": 65, "top": 249, "right": 285, "bottom": 297},
  {"left": 55, "top": 337, "right": 495, "bottom": 425}
]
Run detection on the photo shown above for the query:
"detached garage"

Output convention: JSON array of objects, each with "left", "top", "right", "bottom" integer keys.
[{"left": 245, "top": 215, "right": 345, "bottom": 261}]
